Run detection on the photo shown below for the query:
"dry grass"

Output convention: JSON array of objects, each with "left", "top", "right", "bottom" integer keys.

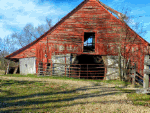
[{"left": 0, "top": 75, "right": 150, "bottom": 113}]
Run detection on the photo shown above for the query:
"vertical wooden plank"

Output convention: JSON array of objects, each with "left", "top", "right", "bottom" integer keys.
[
  {"left": 87, "top": 64, "right": 88, "bottom": 79},
  {"left": 104, "top": 64, "right": 107, "bottom": 80},
  {"left": 132, "top": 63, "right": 136, "bottom": 88},
  {"left": 13, "top": 65, "right": 18, "bottom": 74},
  {"left": 65, "top": 54, "right": 66, "bottom": 76},
  {"left": 69, "top": 65, "right": 70, "bottom": 78},
  {"left": 79, "top": 64, "right": 81, "bottom": 79}
]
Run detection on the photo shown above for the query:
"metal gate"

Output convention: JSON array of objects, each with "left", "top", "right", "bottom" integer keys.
[
  {"left": 69, "top": 64, "right": 105, "bottom": 79},
  {"left": 38, "top": 62, "right": 105, "bottom": 80}
]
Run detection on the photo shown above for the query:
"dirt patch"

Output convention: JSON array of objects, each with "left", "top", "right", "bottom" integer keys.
[{"left": 0, "top": 76, "right": 150, "bottom": 113}]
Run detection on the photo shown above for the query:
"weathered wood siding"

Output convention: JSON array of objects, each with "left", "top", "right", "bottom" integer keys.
[{"left": 7, "top": 0, "right": 149, "bottom": 76}]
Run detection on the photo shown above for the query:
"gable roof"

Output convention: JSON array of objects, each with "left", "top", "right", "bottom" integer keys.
[{"left": 5, "top": 0, "right": 149, "bottom": 60}]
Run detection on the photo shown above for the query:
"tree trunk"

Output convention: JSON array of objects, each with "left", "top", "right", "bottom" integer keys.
[{"left": 118, "top": 46, "right": 122, "bottom": 81}]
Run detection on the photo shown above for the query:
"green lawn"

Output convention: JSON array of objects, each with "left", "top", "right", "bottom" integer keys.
[
  {"left": 0, "top": 74, "right": 149, "bottom": 112},
  {"left": 0, "top": 74, "right": 131, "bottom": 86},
  {"left": 0, "top": 79, "right": 81, "bottom": 112},
  {"left": 115, "top": 86, "right": 150, "bottom": 107}
]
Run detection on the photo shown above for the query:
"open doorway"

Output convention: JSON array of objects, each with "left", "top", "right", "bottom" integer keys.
[
  {"left": 83, "top": 32, "right": 95, "bottom": 52},
  {"left": 70, "top": 55, "right": 105, "bottom": 80}
]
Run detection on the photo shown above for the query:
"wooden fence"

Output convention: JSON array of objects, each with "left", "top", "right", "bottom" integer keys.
[{"left": 38, "top": 62, "right": 144, "bottom": 87}]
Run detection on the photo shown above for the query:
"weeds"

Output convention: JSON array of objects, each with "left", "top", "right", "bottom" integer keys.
[
  {"left": 115, "top": 86, "right": 150, "bottom": 107},
  {"left": 127, "top": 93, "right": 150, "bottom": 106}
]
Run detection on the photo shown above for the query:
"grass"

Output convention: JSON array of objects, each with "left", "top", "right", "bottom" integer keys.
[
  {"left": 0, "top": 70, "right": 5, "bottom": 75},
  {"left": 115, "top": 86, "right": 136, "bottom": 93},
  {"left": 0, "top": 74, "right": 131, "bottom": 86},
  {"left": 90, "top": 90, "right": 100, "bottom": 94},
  {"left": 1, "top": 74, "right": 91, "bottom": 81},
  {"left": 0, "top": 79, "right": 81, "bottom": 112},
  {"left": 115, "top": 86, "right": 150, "bottom": 107},
  {"left": 127, "top": 93, "right": 150, "bottom": 107},
  {"left": 0, "top": 74, "right": 149, "bottom": 109},
  {"left": 101, "top": 79, "right": 131, "bottom": 86}
]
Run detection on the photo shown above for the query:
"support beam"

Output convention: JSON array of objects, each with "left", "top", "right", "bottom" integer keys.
[
  {"left": 5, "top": 61, "right": 10, "bottom": 75},
  {"left": 143, "top": 74, "right": 149, "bottom": 88}
]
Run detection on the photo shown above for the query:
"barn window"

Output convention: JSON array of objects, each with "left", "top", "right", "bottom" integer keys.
[{"left": 83, "top": 32, "right": 95, "bottom": 52}]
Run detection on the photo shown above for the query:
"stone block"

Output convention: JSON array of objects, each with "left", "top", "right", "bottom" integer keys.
[{"left": 136, "top": 88, "right": 150, "bottom": 94}]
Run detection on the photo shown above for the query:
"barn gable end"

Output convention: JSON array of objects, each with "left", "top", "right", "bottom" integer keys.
[
  {"left": 5, "top": 0, "right": 150, "bottom": 84},
  {"left": 6, "top": 0, "right": 148, "bottom": 59}
]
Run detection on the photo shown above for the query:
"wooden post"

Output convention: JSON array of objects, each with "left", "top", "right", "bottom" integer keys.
[
  {"left": 5, "top": 61, "right": 10, "bottom": 75},
  {"left": 13, "top": 65, "right": 18, "bottom": 74},
  {"left": 51, "top": 60, "right": 53, "bottom": 76},
  {"left": 69, "top": 65, "right": 70, "bottom": 78},
  {"left": 87, "top": 64, "right": 88, "bottom": 79},
  {"left": 79, "top": 65, "right": 81, "bottom": 79},
  {"left": 143, "top": 74, "right": 149, "bottom": 88},
  {"left": 65, "top": 54, "right": 66, "bottom": 76},
  {"left": 132, "top": 63, "right": 136, "bottom": 88},
  {"left": 118, "top": 46, "right": 122, "bottom": 81},
  {"left": 104, "top": 64, "right": 107, "bottom": 80}
]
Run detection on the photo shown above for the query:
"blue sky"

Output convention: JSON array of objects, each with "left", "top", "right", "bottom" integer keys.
[{"left": 0, "top": 0, "right": 150, "bottom": 42}]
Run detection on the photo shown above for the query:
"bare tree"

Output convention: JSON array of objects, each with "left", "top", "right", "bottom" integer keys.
[
  {"left": 1, "top": 17, "right": 52, "bottom": 71},
  {"left": 11, "top": 17, "right": 52, "bottom": 48},
  {"left": 105, "top": 9, "right": 147, "bottom": 81},
  {"left": 0, "top": 37, "right": 17, "bottom": 70}
]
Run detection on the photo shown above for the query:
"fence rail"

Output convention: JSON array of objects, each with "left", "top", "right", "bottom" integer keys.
[
  {"left": 38, "top": 62, "right": 144, "bottom": 86},
  {"left": 38, "top": 62, "right": 105, "bottom": 79}
]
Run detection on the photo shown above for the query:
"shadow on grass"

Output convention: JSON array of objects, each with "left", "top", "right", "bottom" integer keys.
[
  {"left": 0, "top": 79, "right": 41, "bottom": 87},
  {"left": 0, "top": 80, "right": 44, "bottom": 97},
  {"left": 1, "top": 98, "right": 130, "bottom": 113},
  {"left": 0, "top": 79, "right": 135, "bottom": 112},
  {"left": 0, "top": 89, "right": 15, "bottom": 96}
]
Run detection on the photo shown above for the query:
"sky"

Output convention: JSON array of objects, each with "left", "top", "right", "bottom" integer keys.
[{"left": 0, "top": 0, "right": 150, "bottom": 42}]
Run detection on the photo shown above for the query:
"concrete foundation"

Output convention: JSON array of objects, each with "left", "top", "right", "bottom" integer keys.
[
  {"left": 103, "top": 56, "right": 124, "bottom": 80},
  {"left": 51, "top": 55, "right": 124, "bottom": 80},
  {"left": 52, "top": 54, "right": 71, "bottom": 76}
]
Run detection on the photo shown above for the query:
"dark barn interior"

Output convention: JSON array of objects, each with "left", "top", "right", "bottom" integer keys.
[{"left": 71, "top": 54, "right": 105, "bottom": 80}]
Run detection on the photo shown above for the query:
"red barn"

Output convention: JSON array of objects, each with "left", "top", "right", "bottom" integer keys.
[{"left": 5, "top": 0, "right": 150, "bottom": 86}]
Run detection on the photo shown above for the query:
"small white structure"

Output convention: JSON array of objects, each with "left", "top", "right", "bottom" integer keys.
[{"left": 19, "top": 57, "right": 36, "bottom": 75}]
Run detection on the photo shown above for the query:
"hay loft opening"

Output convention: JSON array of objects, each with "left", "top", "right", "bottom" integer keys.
[
  {"left": 71, "top": 54, "right": 105, "bottom": 80},
  {"left": 83, "top": 32, "right": 95, "bottom": 52}
]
